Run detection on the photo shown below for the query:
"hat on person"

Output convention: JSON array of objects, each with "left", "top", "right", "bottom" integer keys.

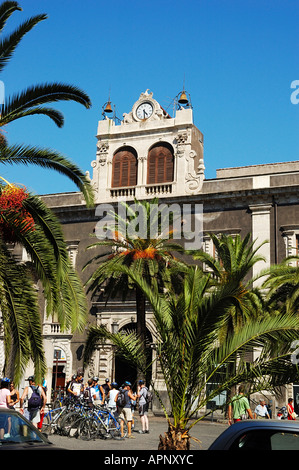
[
  {"left": 105, "top": 378, "right": 110, "bottom": 382},
  {"left": 124, "top": 381, "right": 131, "bottom": 387},
  {"left": 26, "top": 376, "right": 34, "bottom": 381},
  {"left": 138, "top": 380, "right": 144, "bottom": 384}
]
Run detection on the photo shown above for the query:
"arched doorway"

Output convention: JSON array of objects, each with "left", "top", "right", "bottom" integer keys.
[{"left": 115, "top": 322, "right": 153, "bottom": 390}]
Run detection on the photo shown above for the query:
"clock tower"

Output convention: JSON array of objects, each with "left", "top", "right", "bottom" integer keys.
[{"left": 90, "top": 90, "right": 205, "bottom": 203}]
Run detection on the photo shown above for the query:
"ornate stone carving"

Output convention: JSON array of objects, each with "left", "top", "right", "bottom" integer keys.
[{"left": 184, "top": 150, "right": 204, "bottom": 194}]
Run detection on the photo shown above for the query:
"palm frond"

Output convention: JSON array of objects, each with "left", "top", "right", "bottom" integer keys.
[
  {"left": 0, "top": 144, "right": 94, "bottom": 207},
  {"left": 0, "top": 239, "right": 46, "bottom": 384},
  {"left": 0, "top": 1, "right": 22, "bottom": 33},
  {"left": 1, "top": 193, "right": 89, "bottom": 332},
  {"left": 0, "top": 9, "right": 47, "bottom": 73},
  {"left": 0, "top": 82, "right": 91, "bottom": 127}
]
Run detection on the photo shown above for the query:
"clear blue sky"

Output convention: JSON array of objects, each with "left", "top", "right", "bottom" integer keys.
[{"left": 1, "top": 0, "right": 298, "bottom": 195}]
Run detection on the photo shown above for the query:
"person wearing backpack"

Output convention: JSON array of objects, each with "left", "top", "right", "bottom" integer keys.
[
  {"left": 20, "top": 376, "right": 46, "bottom": 428},
  {"left": 83, "top": 379, "right": 96, "bottom": 406},
  {"left": 137, "top": 380, "right": 150, "bottom": 434},
  {"left": 116, "top": 381, "right": 137, "bottom": 439}
]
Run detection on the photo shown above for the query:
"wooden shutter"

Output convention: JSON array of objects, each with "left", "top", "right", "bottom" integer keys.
[
  {"left": 112, "top": 148, "right": 137, "bottom": 187},
  {"left": 147, "top": 144, "right": 174, "bottom": 184}
]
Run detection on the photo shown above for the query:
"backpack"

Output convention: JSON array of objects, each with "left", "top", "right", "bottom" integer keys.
[
  {"left": 83, "top": 387, "right": 93, "bottom": 403},
  {"left": 145, "top": 388, "right": 153, "bottom": 404},
  {"left": 116, "top": 389, "right": 127, "bottom": 407},
  {"left": 28, "top": 385, "right": 42, "bottom": 410}
]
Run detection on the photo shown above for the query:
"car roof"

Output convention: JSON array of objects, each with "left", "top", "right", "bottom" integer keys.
[
  {"left": 0, "top": 407, "right": 19, "bottom": 414},
  {"left": 209, "top": 420, "right": 299, "bottom": 450}
]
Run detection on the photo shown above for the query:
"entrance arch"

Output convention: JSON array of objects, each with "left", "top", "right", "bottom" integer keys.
[{"left": 115, "top": 322, "right": 153, "bottom": 389}]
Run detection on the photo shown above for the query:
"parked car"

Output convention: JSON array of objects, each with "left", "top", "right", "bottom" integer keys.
[
  {"left": 0, "top": 408, "right": 66, "bottom": 450},
  {"left": 208, "top": 420, "right": 299, "bottom": 450}
]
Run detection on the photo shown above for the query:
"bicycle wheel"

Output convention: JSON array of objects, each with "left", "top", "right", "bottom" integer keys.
[
  {"left": 77, "top": 417, "right": 99, "bottom": 441},
  {"left": 109, "top": 417, "right": 127, "bottom": 440},
  {"left": 60, "top": 411, "right": 82, "bottom": 437},
  {"left": 41, "top": 413, "right": 54, "bottom": 435}
]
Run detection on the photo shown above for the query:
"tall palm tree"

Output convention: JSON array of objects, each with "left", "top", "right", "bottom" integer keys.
[
  {"left": 0, "top": 1, "right": 94, "bottom": 207},
  {"left": 0, "top": 1, "right": 94, "bottom": 381},
  {"left": 188, "top": 232, "right": 268, "bottom": 410},
  {"left": 84, "top": 263, "right": 299, "bottom": 450},
  {"left": 84, "top": 198, "right": 186, "bottom": 378}
]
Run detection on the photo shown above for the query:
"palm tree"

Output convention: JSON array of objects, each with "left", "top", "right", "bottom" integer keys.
[
  {"left": 0, "top": 1, "right": 94, "bottom": 381},
  {"left": 84, "top": 263, "right": 299, "bottom": 450},
  {"left": 187, "top": 232, "right": 269, "bottom": 411},
  {"left": 0, "top": 182, "right": 88, "bottom": 383},
  {"left": 0, "top": 1, "right": 94, "bottom": 207},
  {"left": 84, "top": 198, "right": 186, "bottom": 379}
]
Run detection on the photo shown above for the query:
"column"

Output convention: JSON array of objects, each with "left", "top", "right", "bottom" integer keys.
[{"left": 249, "top": 204, "right": 272, "bottom": 287}]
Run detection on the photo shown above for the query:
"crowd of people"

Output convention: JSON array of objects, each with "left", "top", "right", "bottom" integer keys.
[
  {"left": 0, "top": 375, "right": 47, "bottom": 437},
  {"left": 228, "top": 385, "right": 297, "bottom": 424},
  {"left": 1, "top": 376, "right": 297, "bottom": 438},
  {"left": 66, "top": 374, "right": 151, "bottom": 438},
  {"left": 0, "top": 374, "right": 151, "bottom": 438}
]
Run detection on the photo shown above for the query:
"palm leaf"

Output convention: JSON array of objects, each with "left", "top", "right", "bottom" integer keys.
[
  {"left": 0, "top": 144, "right": 94, "bottom": 207},
  {"left": 0, "top": 239, "right": 46, "bottom": 384},
  {"left": 0, "top": 1, "right": 22, "bottom": 33},
  {"left": 0, "top": 7, "right": 47, "bottom": 73},
  {"left": 0, "top": 83, "right": 91, "bottom": 127}
]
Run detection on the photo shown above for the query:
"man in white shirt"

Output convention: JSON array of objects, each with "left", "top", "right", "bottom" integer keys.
[
  {"left": 67, "top": 373, "right": 84, "bottom": 400},
  {"left": 254, "top": 400, "right": 270, "bottom": 419}
]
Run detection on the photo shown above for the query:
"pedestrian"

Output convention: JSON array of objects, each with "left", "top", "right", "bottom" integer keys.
[
  {"left": 107, "top": 382, "right": 118, "bottom": 413},
  {"left": 101, "top": 378, "right": 111, "bottom": 403},
  {"left": 65, "top": 375, "right": 76, "bottom": 397},
  {"left": 20, "top": 376, "right": 46, "bottom": 428},
  {"left": 92, "top": 377, "right": 104, "bottom": 406},
  {"left": 117, "top": 381, "right": 137, "bottom": 438},
  {"left": 137, "top": 380, "right": 149, "bottom": 434},
  {"left": 67, "top": 373, "right": 84, "bottom": 401},
  {"left": 254, "top": 400, "right": 270, "bottom": 419},
  {"left": 83, "top": 379, "right": 96, "bottom": 407},
  {"left": 0, "top": 378, "right": 12, "bottom": 438},
  {"left": 287, "top": 398, "right": 297, "bottom": 420},
  {"left": 228, "top": 385, "right": 253, "bottom": 425},
  {"left": 9, "top": 381, "right": 19, "bottom": 410}
]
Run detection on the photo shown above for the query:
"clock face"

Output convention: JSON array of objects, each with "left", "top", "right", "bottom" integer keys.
[{"left": 136, "top": 101, "right": 153, "bottom": 120}]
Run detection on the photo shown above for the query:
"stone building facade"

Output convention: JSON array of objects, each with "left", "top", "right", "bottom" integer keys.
[{"left": 3, "top": 90, "right": 298, "bottom": 413}]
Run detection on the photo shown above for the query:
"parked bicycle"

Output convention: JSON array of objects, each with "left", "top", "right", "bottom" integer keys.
[{"left": 41, "top": 396, "right": 83, "bottom": 435}]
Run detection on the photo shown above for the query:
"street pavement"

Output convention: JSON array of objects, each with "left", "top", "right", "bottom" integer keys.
[{"left": 48, "top": 415, "right": 228, "bottom": 451}]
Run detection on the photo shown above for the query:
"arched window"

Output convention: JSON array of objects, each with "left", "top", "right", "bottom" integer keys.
[
  {"left": 112, "top": 147, "right": 137, "bottom": 188},
  {"left": 147, "top": 143, "right": 174, "bottom": 185}
]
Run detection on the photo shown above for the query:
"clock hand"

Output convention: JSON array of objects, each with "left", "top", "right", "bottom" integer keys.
[{"left": 143, "top": 110, "right": 148, "bottom": 118}]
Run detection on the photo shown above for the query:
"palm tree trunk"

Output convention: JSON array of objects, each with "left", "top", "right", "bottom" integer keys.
[{"left": 158, "top": 423, "right": 191, "bottom": 450}]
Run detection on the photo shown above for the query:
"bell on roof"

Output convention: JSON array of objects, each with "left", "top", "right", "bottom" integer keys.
[
  {"left": 178, "top": 90, "right": 189, "bottom": 105},
  {"left": 104, "top": 101, "right": 113, "bottom": 113}
]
